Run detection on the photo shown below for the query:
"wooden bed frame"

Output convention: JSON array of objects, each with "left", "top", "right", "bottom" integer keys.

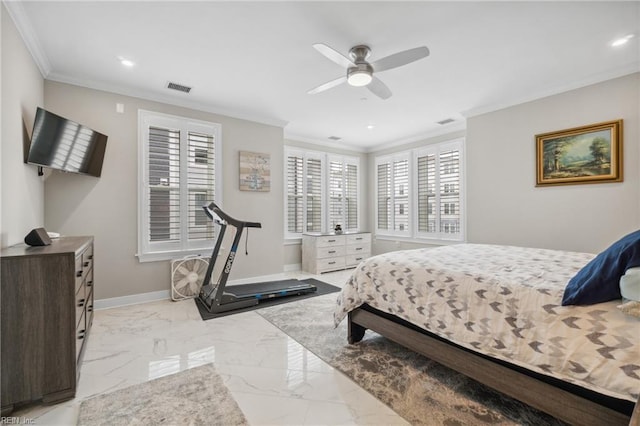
[{"left": 348, "top": 305, "right": 640, "bottom": 426}]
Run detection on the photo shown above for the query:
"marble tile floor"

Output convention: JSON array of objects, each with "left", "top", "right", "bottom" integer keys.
[{"left": 9, "top": 270, "right": 409, "bottom": 426}]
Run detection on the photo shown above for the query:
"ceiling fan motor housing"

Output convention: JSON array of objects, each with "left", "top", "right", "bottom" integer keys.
[{"left": 347, "top": 46, "right": 374, "bottom": 86}]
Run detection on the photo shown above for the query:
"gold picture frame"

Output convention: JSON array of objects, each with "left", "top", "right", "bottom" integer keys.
[{"left": 535, "top": 120, "right": 623, "bottom": 186}]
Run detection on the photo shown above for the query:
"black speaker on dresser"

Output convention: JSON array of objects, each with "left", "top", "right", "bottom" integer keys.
[{"left": 24, "top": 227, "right": 52, "bottom": 246}]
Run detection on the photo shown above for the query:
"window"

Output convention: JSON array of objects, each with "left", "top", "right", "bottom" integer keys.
[
  {"left": 285, "top": 148, "right": 360, "bottom": 239},
  {"left": 138, "top": 110, "right": 221, "bottom": 262},
  {"left": 376, "top": 138, "right": 464, "bottom": 242}
]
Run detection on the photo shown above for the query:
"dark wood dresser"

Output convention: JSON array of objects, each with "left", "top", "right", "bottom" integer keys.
[{"left": 1, "top": 236, "right": 94, "bottom": 414}]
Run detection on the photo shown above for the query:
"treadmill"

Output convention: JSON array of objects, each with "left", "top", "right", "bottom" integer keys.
[{"left": 198, "top": 202, "right": 317, "bottom": 313}]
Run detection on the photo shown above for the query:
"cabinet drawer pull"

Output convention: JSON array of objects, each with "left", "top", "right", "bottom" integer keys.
[
  {"left": 76, "top": 270, "right": 83, "bottom": 278},
  {"left": 355, "top": 247, "right": 362, "bottom": 251},
  {"left": 356, "top": 257, "right": 363, "bottom": 261},
  {"left": 77, "top": 299, "right": 85, "bottom": 307},
  {"left": 88, "top": 255, "right": 94, "bottom": 260},
  {"left": 83, "top": 261, "right": 90, "bottom": 267},
  {"left": 328, "top": 250, "right": 336, "bottom": 254},
  {"left": 356, "top": 237, "right": 363, "bottom": 240},
  {"left": 328, "top": 239, "right": 336, "bottom": 243},
  {"left": 87, "top": 280, "right": 93, "bottom": 287},
  {"left": 328, "top": 261, "right": 336, "bottom": 265},
  {"left": 78, "top": 330, "right": 85, "bottom": 340}
]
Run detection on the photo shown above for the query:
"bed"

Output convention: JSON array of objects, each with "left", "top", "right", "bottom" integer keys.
[{"left": 333, "top": 243, "right": 640, "bottom": 425}]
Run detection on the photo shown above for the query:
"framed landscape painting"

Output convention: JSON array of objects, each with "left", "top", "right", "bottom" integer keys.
[{"left": 536, "top": 120, "right": 623, "bottom": 186}]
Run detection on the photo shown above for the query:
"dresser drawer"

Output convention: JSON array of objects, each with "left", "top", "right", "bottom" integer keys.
[
  {"left": 82, "top": 245, "right": 94, "bottom": 272},
  {"left": 316, "top": 235, "right": 345, "bottom": 248},
  {"left": 346, "top": 244, "right": 368, "bottom": 255},
  {"left": 317, "top": 245, "right": 345, "bottom": 259},
  {"left": 317, "top": 257, "right": 346, "bottom": 272},
  {"left": 76, "top": 289, "right": 87, "bottom": 328},
  {"left": 346, "top": 253, "right": 369, "bottom": 267},
  {"left": 346, "top": 233, "right": 371, "bottom": 245}
]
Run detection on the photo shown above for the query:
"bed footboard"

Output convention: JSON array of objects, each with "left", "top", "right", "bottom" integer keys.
[{"left": 347, "top": 306, "right": 634, "bottom": 426}]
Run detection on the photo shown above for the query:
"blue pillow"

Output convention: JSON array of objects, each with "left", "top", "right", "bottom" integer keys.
[{"left": 562, "top": 230, "right": 640, "bottom": 306}]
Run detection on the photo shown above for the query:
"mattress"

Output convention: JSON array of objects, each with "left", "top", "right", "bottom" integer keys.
[{"left": 334, "top": 243, "right": 640, "bottom": 402}]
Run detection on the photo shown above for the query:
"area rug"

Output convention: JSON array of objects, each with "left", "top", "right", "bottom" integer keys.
[
  {"left": 256, "top": 294, "right": 566, "bottom": 426},
  {"left": 195, "top": 278, "right": 340, "bottom": 320},
  {"left": 77, "top": 364, "right": 247, "bottom": 426}
]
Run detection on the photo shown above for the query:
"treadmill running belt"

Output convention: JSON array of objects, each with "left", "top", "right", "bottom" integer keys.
[{"left": 230, "top": 279, "right": 316, "bottom": 298}]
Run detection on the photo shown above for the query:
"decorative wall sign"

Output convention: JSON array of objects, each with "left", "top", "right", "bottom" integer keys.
[
  {"left": 239, "top": 150, "right": 271, "bottom": 191},
  {"left": 535, "top": 120, "right": 623, "bottom": 186}
]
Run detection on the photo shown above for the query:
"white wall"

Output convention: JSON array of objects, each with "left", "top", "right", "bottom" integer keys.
[
  {"left": 466, "top": 73, "right": 639, "bottom": 253},
  {"left": 1, "top": 4, "right": 44, "bottom": 247},
  {"left": 43, "top": 81, "right": 284, "bottom": 300}
]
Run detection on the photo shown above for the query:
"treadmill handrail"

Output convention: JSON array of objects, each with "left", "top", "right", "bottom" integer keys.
[{"left": 203, "top": 202, "right": 262, "bottom": 228}]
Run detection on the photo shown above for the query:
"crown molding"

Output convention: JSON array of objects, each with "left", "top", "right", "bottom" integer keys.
[
  {"left": 366, "top": 121, "right": 467, "bottom": 153},
  {"left": 3, "top": 0, "right": 51, "bottom": 77},
  {"left": 283, "top": 132, "right": 368, "bottom": 153},
  {"left": 46, "top": 71, "right": 289, "bottom": 129},
  {"left": 461, "top": 65, "right": 639, "bottom": 118}
]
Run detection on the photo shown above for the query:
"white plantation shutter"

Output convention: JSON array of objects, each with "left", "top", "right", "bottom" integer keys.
[
  {"left": 377, "top": 162, "right": 391, "bottom": 230},
  {"left": 345, "top": 163, "right": 358, "bottom": 230},
  {"left": 286, "top": 154, "right": 304, "bottom": 234},
  {"left": 284, "top": 149, "right": 325, "bottom": 238},
  {"left": 187, "top": 131, "right": 216, "bottom": 240},
  {"left": 328, "top": 156, "right": 360, "bottom": 232},
  {"left": 306, "top": 157, "right": 323, "bottom": 232},
  {"left": 138, "top": 111, "right": 221, "bottom": 262},
  {"left": 376, "top": 154, "right": 410, "bottom": 236},
  {"left": 415, "top": 139, "right": 463, "bottom": 240}
]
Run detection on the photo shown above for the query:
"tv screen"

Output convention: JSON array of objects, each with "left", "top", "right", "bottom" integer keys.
[{"left": 27, "top": 107, "right": 107, "bottom": 177}]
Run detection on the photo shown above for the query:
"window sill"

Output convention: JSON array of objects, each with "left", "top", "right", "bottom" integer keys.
[
  {"left": 137, "top": 248, "right": 214, "bottom": 263},
  {"left": 374, "top": 234, "right": 465, "bottom": 246}
]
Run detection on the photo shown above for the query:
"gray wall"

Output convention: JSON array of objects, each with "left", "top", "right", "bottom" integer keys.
[
  {"left": 1, "top": 4, "right": 45, "bottom": 248},
  {"left": 466, "top": 73, "right": 639, "bottom": 253},
  {"left": 43, "top": 81, "right": 284, "bottom": 300}
]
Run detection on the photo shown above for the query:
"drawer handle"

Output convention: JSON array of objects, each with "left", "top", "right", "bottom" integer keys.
[
  {"left": 328, "top": 261, "right": 336, "bottom": 265},
  {"left": 83, "top": 261, "right": 90, "bottom": 267},
  {"left": 77, "top": 299, "right": 85, "bottom": 307},
  {"left": 88, "top": 305, "right": 93, "bottom": 312},
  {"left": 356, "top": 237, "right": 363, "bottom": 240},
  {"left": 76, "top": 270, "right": 83, "bottom": 278},
  {"left": 356, "top": 257, "right": 363, "bottom": 261},
  {"left": 328, "top": 250, "right": 336, "bottom": 254},
  {"left": 355, "top": 247, "right": 362, "bottom": 251},
  {"left": 328, "top": 239, "right": 336, "bottom": 243},
  {"left": 78, "top": 330, "right": 85, "bottom": 340},
  {"left": 88, "top": 255, "right": 94, "bottom": 260},
  {"left": 87, "top": 280, "right": 93, "bottom": 287}
]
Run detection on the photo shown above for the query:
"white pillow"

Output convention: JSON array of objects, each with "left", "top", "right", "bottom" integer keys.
[{"left": 619, "top": 267, "right": 640, "bottom": 301}]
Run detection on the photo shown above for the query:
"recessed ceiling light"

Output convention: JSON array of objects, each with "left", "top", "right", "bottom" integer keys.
[
  {"left": 611, "top": 34, "right": 634, "bottom": 47},
  {"left": 367, "top": 124, "right": 375, "bottom": 130},
  {"left": 118, "top": 56, "right": 135, "bottom": 67}
]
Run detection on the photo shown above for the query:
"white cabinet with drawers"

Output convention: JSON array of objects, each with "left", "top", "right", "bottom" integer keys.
[{"left": 302, "top": 232, "right": 371, "bottom": 274}]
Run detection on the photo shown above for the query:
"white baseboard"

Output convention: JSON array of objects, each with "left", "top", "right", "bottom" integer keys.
[
  {"left": 95, "top": 290, "right": 170, "bottom": 310},
  {"left": 95, "top": 269, "right": 304, "bottom": 310},
  {"left": 284, "top": 263, "right": 301, "bottom": 272}
]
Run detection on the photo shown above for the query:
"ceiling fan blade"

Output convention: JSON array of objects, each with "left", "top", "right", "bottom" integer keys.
[
  {"left": 313, "top": 43, "right": 355, "bottom": 68},
  {"left": 371, "top": 46, "right": 430, "bottom": 73},
  {"left": 367, "top": 76, "right": 392, "bottom": 100},
  {"left": 308, "top": 76, "right": 347, "bottom": 95}
]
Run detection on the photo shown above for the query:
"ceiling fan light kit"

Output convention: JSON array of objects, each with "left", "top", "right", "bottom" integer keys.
[{"left": 309, "top": 42, "right": 429, "bottom": 99}]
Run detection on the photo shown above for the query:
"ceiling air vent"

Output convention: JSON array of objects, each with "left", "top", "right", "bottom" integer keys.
[
  {"left": 437, "top": 118, "right": 455, "bottom": 125},
  {"left": 167, "top": 82, "right": 192, "bottom": 93},
  {"left": 328, "top": 136, "right": 341, "bottom": 141}
]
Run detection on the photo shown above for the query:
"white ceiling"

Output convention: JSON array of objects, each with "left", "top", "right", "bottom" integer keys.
[{"left": 7, "top": 1, "right": 640, "bottom": 151}]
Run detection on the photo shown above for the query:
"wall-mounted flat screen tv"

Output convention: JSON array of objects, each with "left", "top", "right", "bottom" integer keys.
[{"left": 27, "top": 107, "right": 108, "bottom": 177}]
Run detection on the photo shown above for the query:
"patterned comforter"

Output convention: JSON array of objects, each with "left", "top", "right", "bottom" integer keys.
[{"left": 334, "top": 244, "right": 640, "bottom": 402}]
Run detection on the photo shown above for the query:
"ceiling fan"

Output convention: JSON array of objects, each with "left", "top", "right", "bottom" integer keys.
[{"left": 308, "top": 43, "right": 430, "bottom": 100}]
